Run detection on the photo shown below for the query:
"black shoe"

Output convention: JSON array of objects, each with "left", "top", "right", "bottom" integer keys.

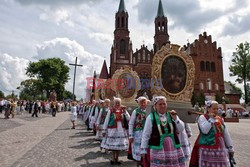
[
  {"left": 110, "top": 160, "right": 115, "bottom": 165},
  {"left": 115, "top": 161, "right": 122, "bottom": 165}
]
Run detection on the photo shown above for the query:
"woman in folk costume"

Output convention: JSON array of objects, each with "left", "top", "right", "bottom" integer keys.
[
  {"left": 71, "top": 101, "right": 77, "bottom": 129},
  {"left": 141, "top": 96, "right": 186, "bottom": 167},
  {"left": 103, "top": 97, "right": 130, "bottom": 165},
  {"left": 84, "top": 100, "right": 96, "bottom": 130},
  {"left": 83, "top": 102, "right": 91, "bottom": 122},
  {"left": 89, "top": 101, "right": 100, "bottom": 134},
  {"left": 11, "top": 99, "right": 17, "bottom": 118},
  {"left": 177, "top": 123, "right": 192, "bottom": 163},
  {"left": 128, "top": 96, "right": 149, "bottom": 166},
  {"left": 95, "top": 99, "right": 109, "bottom": 141},
  {"left": 190, "top": 100, "right": 234, "bottom": 167}
]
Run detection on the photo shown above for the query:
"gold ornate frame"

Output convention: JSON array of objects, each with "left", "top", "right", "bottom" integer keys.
[
  {"left": 151, "top": 44, "right": 195, "bottom": 102},
  {"left": 111, "top": 66, "right": 141, "bottom": 102}
]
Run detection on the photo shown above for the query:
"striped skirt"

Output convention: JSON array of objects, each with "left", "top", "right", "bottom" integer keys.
[
  {"left": 102, "top": 122, "right": 128, "bottom": 151},
  {"left": 199, "top": 137, "right": 230, "bottom": 167},
  {"left": 132, "top": 130, "right": 143, "bottom": 161},
  {"left": 150, "top": 137, "right": 185, "bottom": 167}
]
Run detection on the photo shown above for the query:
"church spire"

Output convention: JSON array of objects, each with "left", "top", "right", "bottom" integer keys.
[
  {"left": 118, "top": 0, "right": 126, "bottom": 12},
  {"left": 99, "top": 60, "right": 109, "bottom": 79},
  {"left": 154, "top": 0, "right": 169, "bottom": 53},
  {"left": 157, "top": 0, "right": 164, "bottom": 17}
]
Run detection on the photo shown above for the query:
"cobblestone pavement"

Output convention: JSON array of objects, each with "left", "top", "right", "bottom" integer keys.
[
  {"left": 0, "top": 118, "right": 23, "bottom": 132},
  {"left": 1, "top": 112, "right": 250, "bottom": 167},
  {"left": 12, "top": 116, "right": 135, "bottom": 167},
  {"left": 0, "top": 112, "right": 70, "bottom": 167}
]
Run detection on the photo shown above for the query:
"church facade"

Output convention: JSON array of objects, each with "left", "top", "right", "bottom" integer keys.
[{"left": 98, "top": 0, "right": 225, "bottom": 101}]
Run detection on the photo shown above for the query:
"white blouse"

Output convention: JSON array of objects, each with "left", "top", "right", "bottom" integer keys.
[
  {"left": 103, "top": 109, "right": 130, "bottom": 131},
  {"left": 141, "top": 112, "right": 184, "bottom": 154},
  {"left": 198, "top": 115, "right": 233, "bottom": 152},
  {"left": 128, "top": 108, "right": 146, "bottom": 138}
]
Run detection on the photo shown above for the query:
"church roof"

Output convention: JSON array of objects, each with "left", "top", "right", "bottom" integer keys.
[
  {"left": 224, "top": 82, "right": 241, "bottom": 95},
  {"left": 118, "top": 0, "right": 126, "bottom": 12},
  {"left": 99, "top": 60, "right": 109, "bottom": 79},
  {"left": 157, "top": 0, "right": 165, "bottom": 17}
]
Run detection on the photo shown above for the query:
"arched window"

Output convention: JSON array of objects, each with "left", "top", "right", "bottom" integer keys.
[
  {"left": 207, "top": 78, "right": 211, "bottom": 90},
  {"left": 162, "top": 22, "right": 165, "bottom": 31},
  {"left": 121, "top": 17, "right": 124, "bottom": 28},
  {"left": 120, "top": 39, "right": 126, "bottom": 54},
  {"left": 143, "top": 50, "right": 146, "bottom": 62},
  {"left": 158, "top": 22, "right": 161, "bottom": 31},
  {"left": 200, "top": 61, "right": 205, "bottom": 71},
  {"left": 117, "top": 17, "right": 120, "bottom": 28},
  {"left": 199, "top": 82, "right": 204, "bottom": 90},
  {"left": 211, "top": 62, "right": 216, "bottom": 72},
  {"left": 215, "top": 83, "right": 219, "bottom": 91},
  {"left": 206, "top": 61, "right": 210, "bottom": 72},
  {"left": 138, "top": 53, "right": 141, "bottom": 62},
  {"left": 147, "top": 54, "right": 150, "bottom": 62}
]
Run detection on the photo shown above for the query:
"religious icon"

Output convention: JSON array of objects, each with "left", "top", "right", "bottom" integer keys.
[
  {"left": 117, "top": 73, "right": 136, "bottom": 98},
  {"left": 161, "top": 55, "right": 187, "bottom": 94}
]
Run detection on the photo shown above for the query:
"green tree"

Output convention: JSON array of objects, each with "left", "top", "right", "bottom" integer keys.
[
  {"left": 63, "top": 90, "right": 76, "bottom": 100},
  {"left": 229, "top": 42, "right": 250, "bottom": 104},
  {"left": 26, "top": 58, "right": 70, "bottom": 100},
  {"left": 5, "top": 94, "right": 18, "bottom": 99},
  {"left": 0, "top": 90, "right": 4, "bottom": 98},
  {"left": 245, "top": 83, "right": 250, "bottom": 105},
  {"left": 17, "top": 79, "right": 41, "bottom": 100},
  {"left": 191, "top": 92, "right": 205, "bottom": 107}
]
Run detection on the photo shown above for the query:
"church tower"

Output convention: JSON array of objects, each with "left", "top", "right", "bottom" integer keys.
[
  {"left": 154, "top": 0, "right": 169, "bottom": 53},
  {"left": 110, "top": 0, "right": 133, "bottom": 77}
]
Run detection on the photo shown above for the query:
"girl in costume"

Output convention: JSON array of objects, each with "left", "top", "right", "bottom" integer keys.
[
  {"left": 128, "top": 96, "right": 149, "bottom": 166},
  {"left": 190, "top": 100, "right": 234, "bottom": 167},
  {"left": 71, "top": 101, "right": 77, "bottom": 129},
  {"left": 178, "top": 123, "right": 192, "bottom": 163},
  {"left": 103, "top": 97, "right": 130, "bottom": 165},
  {"left": 141, "top": 96, "right": 186, "bottom": 167},
  {"left": 96, "top": 99, "right": 110, "bottom": 142}
]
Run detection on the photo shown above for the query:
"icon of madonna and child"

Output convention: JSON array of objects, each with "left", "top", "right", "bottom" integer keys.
[{"left": 161, "top": 55, "right": 187, "bottom": 94}]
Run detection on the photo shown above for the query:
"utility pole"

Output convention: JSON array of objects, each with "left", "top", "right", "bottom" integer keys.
[{"left": 69, "top": 57, "right": 83, "bottom": 101}]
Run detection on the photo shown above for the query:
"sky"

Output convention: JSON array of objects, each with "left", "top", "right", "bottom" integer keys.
[{"left": 0, "top": 0, "right": 250, "bottom": 100}]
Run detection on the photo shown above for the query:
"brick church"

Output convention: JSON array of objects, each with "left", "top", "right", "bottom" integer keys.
[{"left": 96, "top": 0, "right": 230, "bottom": 102}]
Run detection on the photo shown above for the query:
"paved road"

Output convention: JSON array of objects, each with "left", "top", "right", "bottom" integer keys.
[{"left": 1, "top": 112, "right": 250, "bottom": 167}]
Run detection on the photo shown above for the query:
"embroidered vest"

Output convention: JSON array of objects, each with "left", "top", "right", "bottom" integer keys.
[
  {"left": 100, "top": 107, "right": 108, "bottom": 125},
  {"left": 108, "top": 107, "right": 127, "bottom": 129},
  {"left": 198, "top": 114, "right": 225, "bottom": 148},
  {"left": 84, "top": 106, "right": 88, "bottom": 113},
  {"left": 133, "top": 108, "right": 146, "bottom": 131},
  {"left": 148, "top": 111, "right": 181, "bottom": 150},
  {"left": 91, "top": 106, "right": 98, "bottom": 116}
]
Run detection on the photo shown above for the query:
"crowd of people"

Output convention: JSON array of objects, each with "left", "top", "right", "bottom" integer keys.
[
  {"left": 194, "top": 102, "right": 243, "bottom": 118},
  {"left": 70, "top": 96, "right": 235, "bottom": 167},
  {"left": 0, "top": 97, "right": 71, "bottom": 119}
]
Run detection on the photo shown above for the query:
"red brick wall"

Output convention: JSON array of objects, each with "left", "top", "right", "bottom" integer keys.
[
  {"left": 189, "top": 32, "right": 225, "bottom": 96},
  {"left": 226, "top": 94, "right": 240, "bottom": 104}
]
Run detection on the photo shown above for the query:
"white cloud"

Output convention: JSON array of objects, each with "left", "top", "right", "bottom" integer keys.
[
  {"left": 39, "top": 8, "right": 74, "bottom": 27},
  {"left": 0, "top": 53, "right": 29, "bottom": 95},
  {"left": 34, "top": 38, "right": 104, "bottom": 99},
  {"left": 89, "top": 32, "right": 112, "bottom": 43}
]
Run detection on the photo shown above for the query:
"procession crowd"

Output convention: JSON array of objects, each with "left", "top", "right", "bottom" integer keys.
[
  {"left": 70, "top": 96, "right": 235, "bottom": 167},
  {"left": 0, "top": 98, "right": 70, "bottom": 118}
]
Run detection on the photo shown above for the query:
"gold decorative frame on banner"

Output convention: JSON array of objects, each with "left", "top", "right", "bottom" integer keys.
[
  {"left": 111, "top": 66, "right": 141, "bottom": 102},
  {"left": 151, "top": 44, "right": 195, "bottom": 102}
]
